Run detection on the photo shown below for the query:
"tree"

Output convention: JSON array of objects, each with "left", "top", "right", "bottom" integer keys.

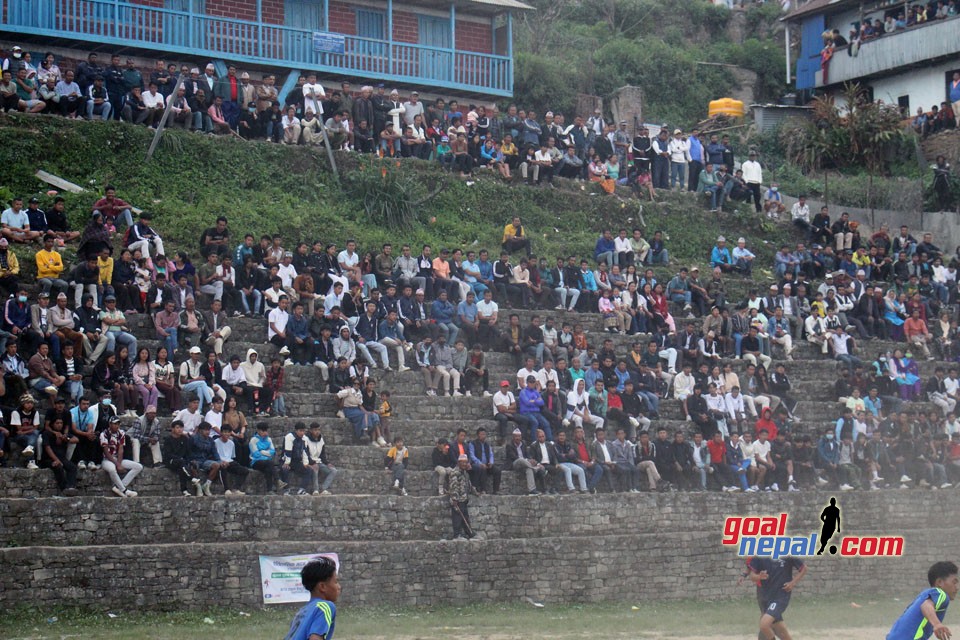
[{"left": 781, "top": 83, "right": 907, "bottom": 217}]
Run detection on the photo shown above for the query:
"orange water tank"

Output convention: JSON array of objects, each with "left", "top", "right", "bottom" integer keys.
[{"left": 708, "top": 98, "right": 746, "bottom": 118}]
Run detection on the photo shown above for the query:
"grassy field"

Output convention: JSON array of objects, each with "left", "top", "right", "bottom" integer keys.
[{"left": 1, "top": 596, "right": 908, "bottom": 639}]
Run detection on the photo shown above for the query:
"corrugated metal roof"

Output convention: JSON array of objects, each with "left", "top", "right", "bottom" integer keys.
[
  {"left": 466, "top": 0, "right": 534, "bottom": 10},
  {"left": 782, "top": 0, "right": 856, "bottom": 22},
  {"left": 408, "top": 0, "right": 533, "bottom": 14}
]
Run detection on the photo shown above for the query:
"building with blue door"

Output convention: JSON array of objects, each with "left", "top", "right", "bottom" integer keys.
[
  {"left": 782, "top": 0, "right": 960, "bottom": 113},
  {"left": 0, "top": 0, "right": 530, "bottom": 97}
]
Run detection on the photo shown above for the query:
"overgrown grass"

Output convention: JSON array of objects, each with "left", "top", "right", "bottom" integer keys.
[
  {"left": 0, "top": 113, "right": 797, "bottom": 276},
  {"left": 0, "top": 596, "right": 909, "bottom": 639}
]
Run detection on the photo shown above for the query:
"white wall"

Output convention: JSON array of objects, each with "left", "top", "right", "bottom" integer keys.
[
  {"left": 825, "top": 60, "right": 958, "bottom": 112},
  {"left": 869, "top": 60, "right": 959, "bottom": 112}
]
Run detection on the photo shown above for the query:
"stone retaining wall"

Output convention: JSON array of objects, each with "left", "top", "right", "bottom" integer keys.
[{"left": 0, "top": 492, "right": 948, "bottom": 609}]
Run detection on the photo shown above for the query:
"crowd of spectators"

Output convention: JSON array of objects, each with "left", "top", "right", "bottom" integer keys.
[
  {"left": 0, "top": 46, "right": 776, "bottom": 205},
  {"left": 0, "top": 173, "right": 959, "bottom": 501}
]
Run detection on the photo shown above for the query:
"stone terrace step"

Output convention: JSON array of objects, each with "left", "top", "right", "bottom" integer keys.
[
  {"left": 0, "top": 466, "right": 553, "bottom": 498},
  {"left": 5, "top": 490, "right": 946, "bottom": 548}
]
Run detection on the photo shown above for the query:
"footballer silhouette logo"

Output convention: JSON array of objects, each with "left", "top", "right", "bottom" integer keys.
[{"left": 816, "top": 497, "right": 841, "bottom": 556}]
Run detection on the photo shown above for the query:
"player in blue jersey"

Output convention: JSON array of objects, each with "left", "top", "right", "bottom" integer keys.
[
  {"left": 888, "top": 561, "right": 958, "bottom": 640},
  {"left": 284, "top": 556, "right": 341, "bottom": 640},
  {"left": 746, "top": 556, "right": 807, "bottom": 640}
]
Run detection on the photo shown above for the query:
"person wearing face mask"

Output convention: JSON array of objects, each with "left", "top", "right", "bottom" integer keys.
[
  {"left": 763, "top": 183, "right": 786, "bottom": 218},
  {"left": 816, "top": 428, "right": 839, "bottom": 487},
  {"left": 238, "top": 100, "right": 260, "bottom": 140}
]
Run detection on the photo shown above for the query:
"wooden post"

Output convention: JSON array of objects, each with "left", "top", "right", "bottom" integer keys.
[
  {"left": 145, "top": 75, "right": 185, "bottom": 162},
  {"left": 449, "top": 3, "right": 456, "bottom": 83},
  {"left": 256, "top": 0, "right": 263, "bottom": 58},
  {"left": 387, "top": 0, "right": 394, "bottom": 76}
]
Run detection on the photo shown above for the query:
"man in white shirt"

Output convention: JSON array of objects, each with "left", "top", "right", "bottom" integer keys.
[
  {"left": 204, "top": 395, "right": 225, "bottom": 437},
  {"left": 536, "top": 360, "right": 559, "bottom": 391},
  {"left": 302, "top": 72, "right": 325, "bottom": 116},
  {"left": 673, "top": 363, "right": 697, "bottom": 421},
  {"left": 337, "top": 240, "right": 362, "bottom": 285},
  {"left": 476, "top": 290, "right": 499, "bottom": 350},
  {"left": 752, "top": 429, "right": 774, "bottom": 491},
  {"left": 268, "top": 295, "right": 290, "bottom": 347},
  {"left": 401, "top": 90, "right": 424, "bottom": 127},
  {"left": 277, "top": 251, "right": 298, "bottom": 298},
  {"left": 741, "top": 150, "right": 763, "bottom": 212},
  {"left": 613, "top": 229, "right": 633, "bottom": 267},
  {"left": 724, "top": 386, "right": 750, "bottom": 432},
  {"left": 790, "top": 195, "right": 812, "bottom": 239},
  {"left": 173, "top": 396, "right": 203, "bottom": 435},
  {"left": 533, "top": 143, "right": 554, "bottom": 185},
  {"left": 142, "top": 81, "right": 165, "bottom": 126},
  {"left": 516, "top": 356, "right": 538, "bottom": 391},
  {"left": 667, "top": 129, "right": 690, "bottom": 190}
]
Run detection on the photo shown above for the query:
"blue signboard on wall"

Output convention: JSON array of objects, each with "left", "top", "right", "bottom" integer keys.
[{"left": 313, "top": 31, "right": 346, "bottom": 54}]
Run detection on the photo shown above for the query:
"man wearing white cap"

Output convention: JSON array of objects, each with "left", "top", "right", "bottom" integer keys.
[
  {"left": 179, "top": 346, "right": 215, "bottom": 411},
  {"left": 127, "top": 404, "right": 163, "bottom": 466},
  {"left": 504, "top": 427, "right": 546, "bottom": 495},
  {"left": 668, "top": 128, "right": 690, "bottom": 190},
  {"left": 202, "top": 63, "right": 216, "bottom": 94},
  {"left": 448, "top": 453, "right": 477, "bottom": 539}
]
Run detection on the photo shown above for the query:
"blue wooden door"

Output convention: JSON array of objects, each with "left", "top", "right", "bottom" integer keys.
[
  {"left": 796, "top": 14, "right": 825, "bottom": 90},
  {"left": 285, "top": 0, "right": 324, "bottom": 63},
  {"left": 164, "top": 0, "right": 206, "bottom": 49},
  {"left": 418, "top": 15, "right": 451, "bottom": 83},
  {"left": 356, "top": 9, "right": 386, "bottom": 73}
]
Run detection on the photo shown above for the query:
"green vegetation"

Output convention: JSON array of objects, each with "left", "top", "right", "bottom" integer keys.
[
  {"left": 0, "top": 113, "right": 797, "bottom": 275},
  {"left": 0, "top": 596, "right": 905, "bottom": 639},
  {"left": 512, "top": 0, "right": 787, "bottom": 125}
]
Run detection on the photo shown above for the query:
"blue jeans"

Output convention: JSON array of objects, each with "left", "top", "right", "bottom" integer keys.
[
  {"left": 521, "top": 412, "right": 552, "bottom": 441},
  {"left": 309, "top": 463, "right": 338, "bottom": 492},
  {"left": 733, "top": 332, "right": 743, "bottom": 356},
  {"left": 95, "top": 207, "right": 133, "bottom": 229},
  {"left": 670, "top": 162, "right": 686, "bottom": 188},
  {"left": 637, "top": 390, "right": 660, "bottom": 413},
  {"left": 159, "top": 328, "right": 178, "bottom": 358},
  {"left": 649, "top": 249, "right": 670, "bottom": 265},
  {"left": 66, "top": 379, "right": 84, "bottom": 404},
  {"left": 582, "top": 462, "right": 604, "bottom": 490},
  {"left": 344, "top": 406, "right": 380, "bottom": 440},
  {"left": 670, "top": 292, "right": 692, "bottom": 307},
  {"left": 104, "top": 330, "right": 137, "bottom": 363},
  {"left": 703, "top": 185, "right": 720, "bottom": 209},
  {"left": 87, "top": 100, "right": 112, "bottom": 120},
  {"left": 436, "top": 322, "right": 459, "bottom": 345},
  {"left": 12, "top": 430, "right": 39, "bottom": 453},
  {"left": 182, "top": 380, "right": 214, "bottom": 411},
  {"left": 380, "top": 138, "right": 401, "bottom": 156},
  {"left": 240, "top": 288, "right": 262, "bottom": 314},
  {"left": 596, "top": 251, "right": 615, "bottom": 267},
  {"left": 730, "top": 460, "right": 752, "bottom": 489}
]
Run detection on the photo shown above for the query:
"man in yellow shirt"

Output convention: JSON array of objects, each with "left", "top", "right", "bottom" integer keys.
[
  {"left": 97, "top": 247, "right": 114, "bottom": 295},
  {"left": 0, "top": 237, "right": 21, "bottom": 296},
  {"left": 35, "top": 234, "right": 68, "bottom": 298},
  {"left": 501, "top": 215, "right": 531, "bottom": 257}
]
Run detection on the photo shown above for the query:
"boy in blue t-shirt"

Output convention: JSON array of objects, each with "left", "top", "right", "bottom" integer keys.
[
  {"left": 888, "top": 561, "right": 958, "bottom": 640},
  {"left": 284, "top": 557, "right": 341, "bottom": 640}
]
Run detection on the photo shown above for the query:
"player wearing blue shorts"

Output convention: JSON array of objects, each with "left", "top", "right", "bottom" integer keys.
[
  {"left": 284, "top": 557, "right": 341, "bottom": 640},
  {"left": 746, "top": 556, "right": 807, "bottom": 640},
  {"left": 888, "top": 561, "right": 958, "bottom": 640}
]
